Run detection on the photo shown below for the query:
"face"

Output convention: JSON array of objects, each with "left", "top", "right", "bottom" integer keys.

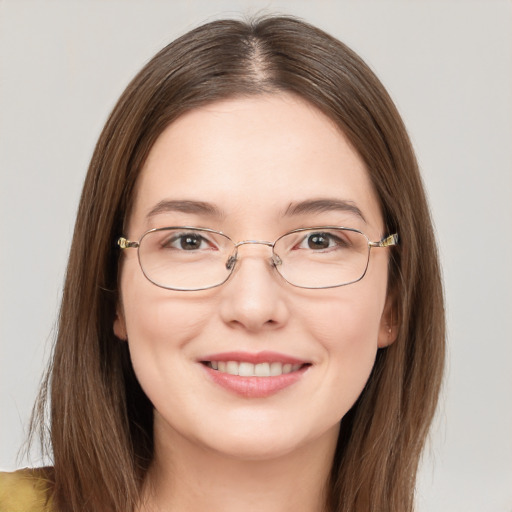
[{"left": 115, "top": 94, "right": 396, "bottom": 461}]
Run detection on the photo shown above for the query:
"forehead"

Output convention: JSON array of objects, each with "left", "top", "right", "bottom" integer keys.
[{"left": 128, "top": 94, "right": 383, "bottom": 236}]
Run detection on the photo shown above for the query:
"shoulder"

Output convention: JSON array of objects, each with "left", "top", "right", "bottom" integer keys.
[{"left": 0, "top": 468, "right": 54, "bottom": 512}]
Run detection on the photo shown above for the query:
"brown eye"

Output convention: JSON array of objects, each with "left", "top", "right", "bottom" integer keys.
[
  {"left": 294, "top": 231, "right": 350, "bottom": 252},
  {"left": 307, "top": 233, "right": 330, "bottom": 250},
  {"left": 179, "top": 234, "right": 203, "bottom": 250},
  {"left": 161, "top": 232, "right": 210, "bottom": 251}
]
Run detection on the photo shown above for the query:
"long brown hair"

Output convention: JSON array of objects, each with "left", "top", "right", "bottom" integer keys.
[{"left": 30, "top": 16, "right": 445, "bottom": 512}]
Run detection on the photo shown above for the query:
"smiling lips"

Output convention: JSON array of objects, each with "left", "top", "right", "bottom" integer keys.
[
  {"left": 205, "top": 360, "right": 303, "bottom": 377},
  {"left": 200, "top": 351, "right": 310, "bottom": 398}
]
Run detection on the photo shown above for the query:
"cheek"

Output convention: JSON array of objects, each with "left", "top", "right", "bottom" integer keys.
[
  {"left": 118, "top": 265, "right": 211, "bottom": 389},
  {"left": 301, "top": 285, "right": 384, "bottom": 353},
  {"left": 297, "top": 287, "right": 385, "bottom": 419},
  {"left": 120, "top": 259, "right": 210, "bottom": 342}
]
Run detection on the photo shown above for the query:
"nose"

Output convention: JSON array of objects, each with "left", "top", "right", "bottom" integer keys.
[{"left": 219, "top": 243, "right": 290, "bottom": 333}]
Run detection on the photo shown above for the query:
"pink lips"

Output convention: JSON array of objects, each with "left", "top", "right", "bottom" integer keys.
[
  {"left": 199, "top": 351, "right": 310, "bottom": 398},
  {"left": 202, "top": 351, "right": 306, "bottom": 365}
]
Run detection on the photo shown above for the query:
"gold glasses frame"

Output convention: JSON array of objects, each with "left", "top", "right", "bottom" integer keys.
[{"left": 117, "top": 226, "right": 399, "bottom": 291}]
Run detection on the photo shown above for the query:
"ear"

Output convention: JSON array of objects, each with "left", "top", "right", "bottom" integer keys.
[
  {"left": 377, "top": 292, "right": 398, "bottom": 348},
  {"left": 113, "top": 304, "right": 128, "bottom": 341}
]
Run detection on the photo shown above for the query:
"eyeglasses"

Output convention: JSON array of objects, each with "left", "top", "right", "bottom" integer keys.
[{"left": 117, "top": 226, "right": 398, "bottom": 291}]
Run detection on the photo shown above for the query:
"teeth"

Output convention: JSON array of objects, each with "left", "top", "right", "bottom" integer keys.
[
  {"left": 270, "top": 362, "right": 283, "bottom": 376},
  {"left": 255, "top": 362, "right": 270, "bottom": 377},
  {"left": 226, "top": 361, "right": 239, "bottom": 375},
  {"left": 238, "top": 362, "right": 255, "bottom": 377},
  {"left": 207, "top": 360, "right": 303, "bottom": 377}
]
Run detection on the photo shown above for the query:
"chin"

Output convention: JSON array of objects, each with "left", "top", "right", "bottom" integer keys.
[
  {"left": 191, "top": 418, "right": 340, "bottom": 462},
  {"left": 205, "top": 436, "right": 309, "bottom": 462}
]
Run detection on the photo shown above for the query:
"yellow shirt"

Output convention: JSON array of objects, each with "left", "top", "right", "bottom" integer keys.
[{"left": 0, "top": 468, "right": 54, "bottom": 512}]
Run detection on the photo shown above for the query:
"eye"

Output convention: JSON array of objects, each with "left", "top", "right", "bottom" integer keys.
[
  {"left": 164, "top": 232, "right": 213, "bottom": 251},
  {"left": 298, "top": 231, "right": 348, "bottom": 251},
  {"left": 305, "top": 232, "right": 331, "bottom": 250}
]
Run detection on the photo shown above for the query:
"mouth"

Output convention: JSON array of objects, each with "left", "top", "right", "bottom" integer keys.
[
  {"left": 202, "top": 360, "right": 308, "bottom": 377},
  {"left": 199, "top": 351, "right": 311, "bottom": 398}
]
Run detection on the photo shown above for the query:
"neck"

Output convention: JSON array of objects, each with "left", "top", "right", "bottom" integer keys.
[{"left": 139, "top": 420, "right": 338, "bottom": 512}]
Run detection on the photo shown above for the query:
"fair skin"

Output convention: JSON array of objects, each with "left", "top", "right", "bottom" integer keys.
[{"left": 115, "top": 93, "right": 396, "bottom": 512}]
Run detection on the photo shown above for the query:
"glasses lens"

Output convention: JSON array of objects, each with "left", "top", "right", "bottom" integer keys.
[
  {"left": 274, "top": 228, "right": 370, "bottom": 288},
  {"left": 138, "top": 228, "right": 234, "bottom": 290}
]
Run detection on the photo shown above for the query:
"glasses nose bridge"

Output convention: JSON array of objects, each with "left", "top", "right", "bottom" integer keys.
[
  {"left": 227, "top": 239, "right": 280, "bottom": 271},
  {"left": 234, "top": 239, "right": 274, "bottom": 249}
]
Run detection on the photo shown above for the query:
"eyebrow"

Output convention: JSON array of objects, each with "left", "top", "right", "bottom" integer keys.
[
  {"left": 145, "top": 197, "right": 366, "bottom": 223},
  {"left": 146, "top": 199, "right": 225, "bottom": 220},
  {"left": 283, "top": 198, "right": 367, "bottom": 223}
]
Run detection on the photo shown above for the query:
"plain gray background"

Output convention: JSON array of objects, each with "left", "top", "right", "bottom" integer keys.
[{"left": 1, "top": 1, "right": 511, "bottom": 510}]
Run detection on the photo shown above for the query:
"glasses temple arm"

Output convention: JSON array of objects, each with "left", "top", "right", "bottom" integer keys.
[
  {"left": 117, "top": 237, "right": 139, "bottom": 249},
  {"left": 369, "top": 233, "right": 399, "bottom": 248}
]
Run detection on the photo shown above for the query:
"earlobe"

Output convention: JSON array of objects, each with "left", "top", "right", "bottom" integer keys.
[
  {"left": 113, "top": 306, "right": 128, "bottom": 341},
  {"left": 378, "top": 294, "right": 398, "bottom": 348}
]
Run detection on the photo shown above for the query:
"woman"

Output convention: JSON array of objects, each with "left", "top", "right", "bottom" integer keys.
[{"left": 0, "top": 15, "right": 445, "bottom": 512}]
